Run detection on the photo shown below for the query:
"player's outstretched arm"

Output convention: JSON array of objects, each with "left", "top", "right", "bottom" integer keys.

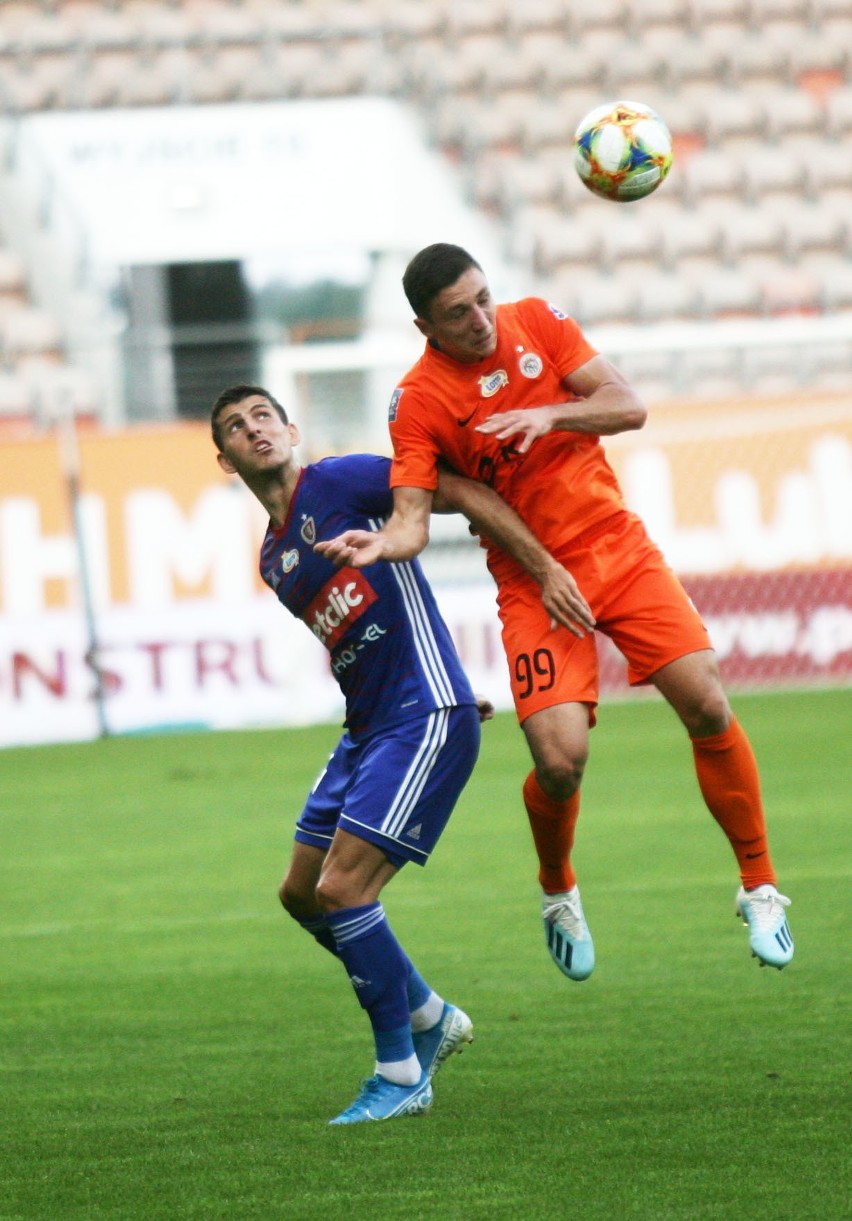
[
  {"left": 434, "top": 466, "right": 595, "bottom": 637},
  {"left": 315, "top": 486, "right": 433, "bottom": 568},
  {"left": 475, "top": 355, "right": 646, "bottom": 452}
]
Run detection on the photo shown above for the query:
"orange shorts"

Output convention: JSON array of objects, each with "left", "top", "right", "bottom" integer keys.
[{"left": 495, "top": 512, "right": 713, "bottom": 724}]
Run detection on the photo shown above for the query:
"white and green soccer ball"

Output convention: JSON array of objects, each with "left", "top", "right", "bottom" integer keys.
[{"left": 573, "top": 100, "right": 674, "bottom": 201}]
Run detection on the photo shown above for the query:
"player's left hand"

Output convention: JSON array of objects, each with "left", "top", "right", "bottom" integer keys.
[
  {"left": 475, "top": 695, "right": 495, "bottom": 723},
  {"left": 540, "top": 562, "right": 595, "bottom": 637},
  {"left": 475, "top": 407, "right": 555, "bottom": 454},
  {"left": 314, "top": 530, "right": 380, "bottom": 568}
]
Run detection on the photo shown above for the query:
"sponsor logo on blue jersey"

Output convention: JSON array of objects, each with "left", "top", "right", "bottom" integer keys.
[{"left": 304, "top": 570, "right": 379, "bottom": 649}]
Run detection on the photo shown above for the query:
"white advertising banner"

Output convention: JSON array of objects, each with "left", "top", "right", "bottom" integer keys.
[
  {"left": 1, "top": 393, "right": 851, "bottom": 748},
  {"left": 1, "top": 588, "right": 512, "bottom": 747}
]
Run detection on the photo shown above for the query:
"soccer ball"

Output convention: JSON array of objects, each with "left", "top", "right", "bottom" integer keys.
[{"left": 572, "top": 100, "right": 673, "bottom": 202}]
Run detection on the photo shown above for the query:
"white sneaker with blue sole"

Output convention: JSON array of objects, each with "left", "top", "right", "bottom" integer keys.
[
  {"left": 413, "top": 1003, "right": 474, "bottom": 1081},
  {"left": 328, "top": 1071, "right": 433, "bottom": 1125},
  {"left": 736, "top": 884, "right": 794, "bottom": 969}
]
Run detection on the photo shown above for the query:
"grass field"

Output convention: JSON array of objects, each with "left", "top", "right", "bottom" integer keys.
[{"left": 2, "top": 686, "right": 850, "bottom": 1220}]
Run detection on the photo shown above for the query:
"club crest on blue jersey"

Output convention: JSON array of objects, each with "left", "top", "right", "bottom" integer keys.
[
  {"left": 479, "top": 369, "right": 509, "bottom": 397},
  {"left": 388, "top": 387, "right": 404, "bottom": 422},
  {"left": 300, "top": 515, "right": 316, "bottom": 545}
]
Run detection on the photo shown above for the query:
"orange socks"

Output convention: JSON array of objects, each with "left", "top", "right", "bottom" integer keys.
[
  {"left": 691, "top": 717, "right": 777, "bottom": 889},
  {"left": 522, "top": 769, "right": 580, "bottom": 894}
]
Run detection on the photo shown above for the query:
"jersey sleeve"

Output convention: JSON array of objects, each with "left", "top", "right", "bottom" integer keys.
[
  {"left": 523, "top": 298, "right": 598, "bottom": 381},
  {"left": 388, "top": 384, "right": 442, "bottom": 492},
  {"left": 319, "top": 454, "right": 394, "bottom": 517}
]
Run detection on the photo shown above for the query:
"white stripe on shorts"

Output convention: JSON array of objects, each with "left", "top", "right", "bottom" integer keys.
[{"left": 382, "top": 707, "right": 450, "bottom": 841}]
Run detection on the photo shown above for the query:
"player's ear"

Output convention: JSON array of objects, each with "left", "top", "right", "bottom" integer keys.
[
  {"left": 288, "top": 421, "right": 301, "bottom": 446},
  {"left": 216, "top": 450, "right": 237, "bottom": 475},
  {"left": 413, "top": 316, "right": 432, "bottom": 340}
]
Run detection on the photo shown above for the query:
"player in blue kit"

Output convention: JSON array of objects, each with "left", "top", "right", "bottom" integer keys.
[{"left": 211, "top": 383, "right": 589, "bottom": 1126}]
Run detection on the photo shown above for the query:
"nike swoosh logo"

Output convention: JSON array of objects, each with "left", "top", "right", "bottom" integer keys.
[
  {"left": 745, "top": 851, "right": 766, "bottom": 859},
  {"left": 457, "top": 408, "right": 477, "bottom": 426}
]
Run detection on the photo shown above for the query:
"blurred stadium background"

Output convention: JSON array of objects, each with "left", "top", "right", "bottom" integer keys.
[{"left": 1, "top": 0, "right": 850, "bottom": 746}]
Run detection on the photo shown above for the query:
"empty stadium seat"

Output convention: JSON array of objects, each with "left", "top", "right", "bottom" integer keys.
[
  {"left": 777, "top": 200, "right": 848, "bottom": 258},
  {"left": 824, "top": 83, "right": 852, "bottom": 136},
  {"left": 634, "top": 0, "right": 692, "bottom": 30},
  {"left": 818, "top": 262, "right": 852, "bottom": 310},
  {"left": 680, "top": 149, "right": 744, "bottom": 205},
  {"left": 763, "top": 86, "right": 826, "bottom": 139},
  {"left": 658, "top": 208, "right": 725, "bottom": 267},
  {"left": 634, "top": 271, "right": 703, "bottom": 321},
  {"left": 756, "top": 262, "right": 822, "bottom": 314},
  {"left": 0, "top": 51, "right": 78, "bottom": 110},
  {"left": 688, "top": 266, "right": 766, "bottom": 316},
  {"left": 55, "top": 2, "right": 137, "bottom": 50},
  {"left": 740, "top": 143, "right": 809, "bottom": 201},
  {"left": 727, "top": 25, "right": 800, "bottom": 84},
  {"left": 504, "top": 0, "right": 577, "bottom": 36},
  {"left": 748, "top": 0, "right": 812, "bottom": 19},
  {"left": 567, "top": 271, "right": 645, "bottom": 326},
  {"left": 716, "top": 201, "right": 787, "bottom": 261},
  {"left": 529, "top": 212, "right": 607, "bottom": 277},
  {"left": 650, "top": 27, "right": 734, "bottom": 90},
  {"left": 691, "top": 89, "right": 769, "bottom": 142},
  {"left": 598, "top": 211, "right": 663, "bottom": 272}
]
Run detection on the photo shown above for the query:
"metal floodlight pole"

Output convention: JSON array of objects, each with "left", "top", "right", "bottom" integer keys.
[{"left": 57, "top": 407, "right": 109, "bottom": 739}]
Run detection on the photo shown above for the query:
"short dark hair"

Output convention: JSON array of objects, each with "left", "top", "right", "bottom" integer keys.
[
  {"left": 210, "top": 383, "right": 287, "bottom": 450},
  {"left": 402, "top": 243, "right": 482, "bottom": 320}
]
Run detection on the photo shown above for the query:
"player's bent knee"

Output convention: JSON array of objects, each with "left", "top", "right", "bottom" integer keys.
[
  {"left": 314, "top": 871, "right": 362, "bottom": 914},
  {"left": 682, "top": 688, "right": 732, "bottom": 738},
  {"left": 536, "top": 754, "right": 586, "bottom": 801},
  {"left": 279, "top": 876, "right": 315, "bottom": 918}
]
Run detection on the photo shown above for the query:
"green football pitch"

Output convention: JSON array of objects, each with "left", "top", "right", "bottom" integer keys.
[{"left": 2, "top": 687, "right": 849, "bottom": 1220}]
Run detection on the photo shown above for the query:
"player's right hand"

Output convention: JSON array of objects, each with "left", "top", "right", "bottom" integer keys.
[{"left": 314, "top": 530, "right": 382, "bottom": 568}]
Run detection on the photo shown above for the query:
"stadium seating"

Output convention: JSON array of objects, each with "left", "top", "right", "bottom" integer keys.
[{"left": 0, "top": 0, "right": 850, "bottom": 418}]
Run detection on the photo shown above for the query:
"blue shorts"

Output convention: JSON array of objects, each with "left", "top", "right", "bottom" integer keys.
[{"left": 295, "top": 705, "right": 481, "bottom": 868}]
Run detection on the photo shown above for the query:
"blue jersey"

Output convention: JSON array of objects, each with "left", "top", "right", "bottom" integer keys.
[{"left": 259, "top": 454, "right": 476, "bottom": 738}]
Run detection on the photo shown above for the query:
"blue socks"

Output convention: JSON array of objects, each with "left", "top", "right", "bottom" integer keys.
[{"left": 327, "top": 901, "right": 423, "bottom": 1083}]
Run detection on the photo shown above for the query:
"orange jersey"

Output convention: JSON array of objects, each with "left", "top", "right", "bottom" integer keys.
[{"left": 389, "top": 297, "right": 628, "bottom": 577}]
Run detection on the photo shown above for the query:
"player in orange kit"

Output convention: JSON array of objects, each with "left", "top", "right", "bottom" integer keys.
[{"left": 317, "top": 243, "right": 794, "bottom": 976}]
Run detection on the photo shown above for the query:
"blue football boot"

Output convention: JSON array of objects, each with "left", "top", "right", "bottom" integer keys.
[
  {"left": 329, "top": 1071, "right": 433, "bottom": 1125},
  {"left": 413, "top": 1003, "right": 474, "bottom": 1081}
]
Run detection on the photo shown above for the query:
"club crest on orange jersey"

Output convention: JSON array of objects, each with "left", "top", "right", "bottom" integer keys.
[
  {"left": 479, "top": 369, "right": 509, "bottom": 397},
  {"left": 519, "top": 352, "right": 544, "bottom": 379}
]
